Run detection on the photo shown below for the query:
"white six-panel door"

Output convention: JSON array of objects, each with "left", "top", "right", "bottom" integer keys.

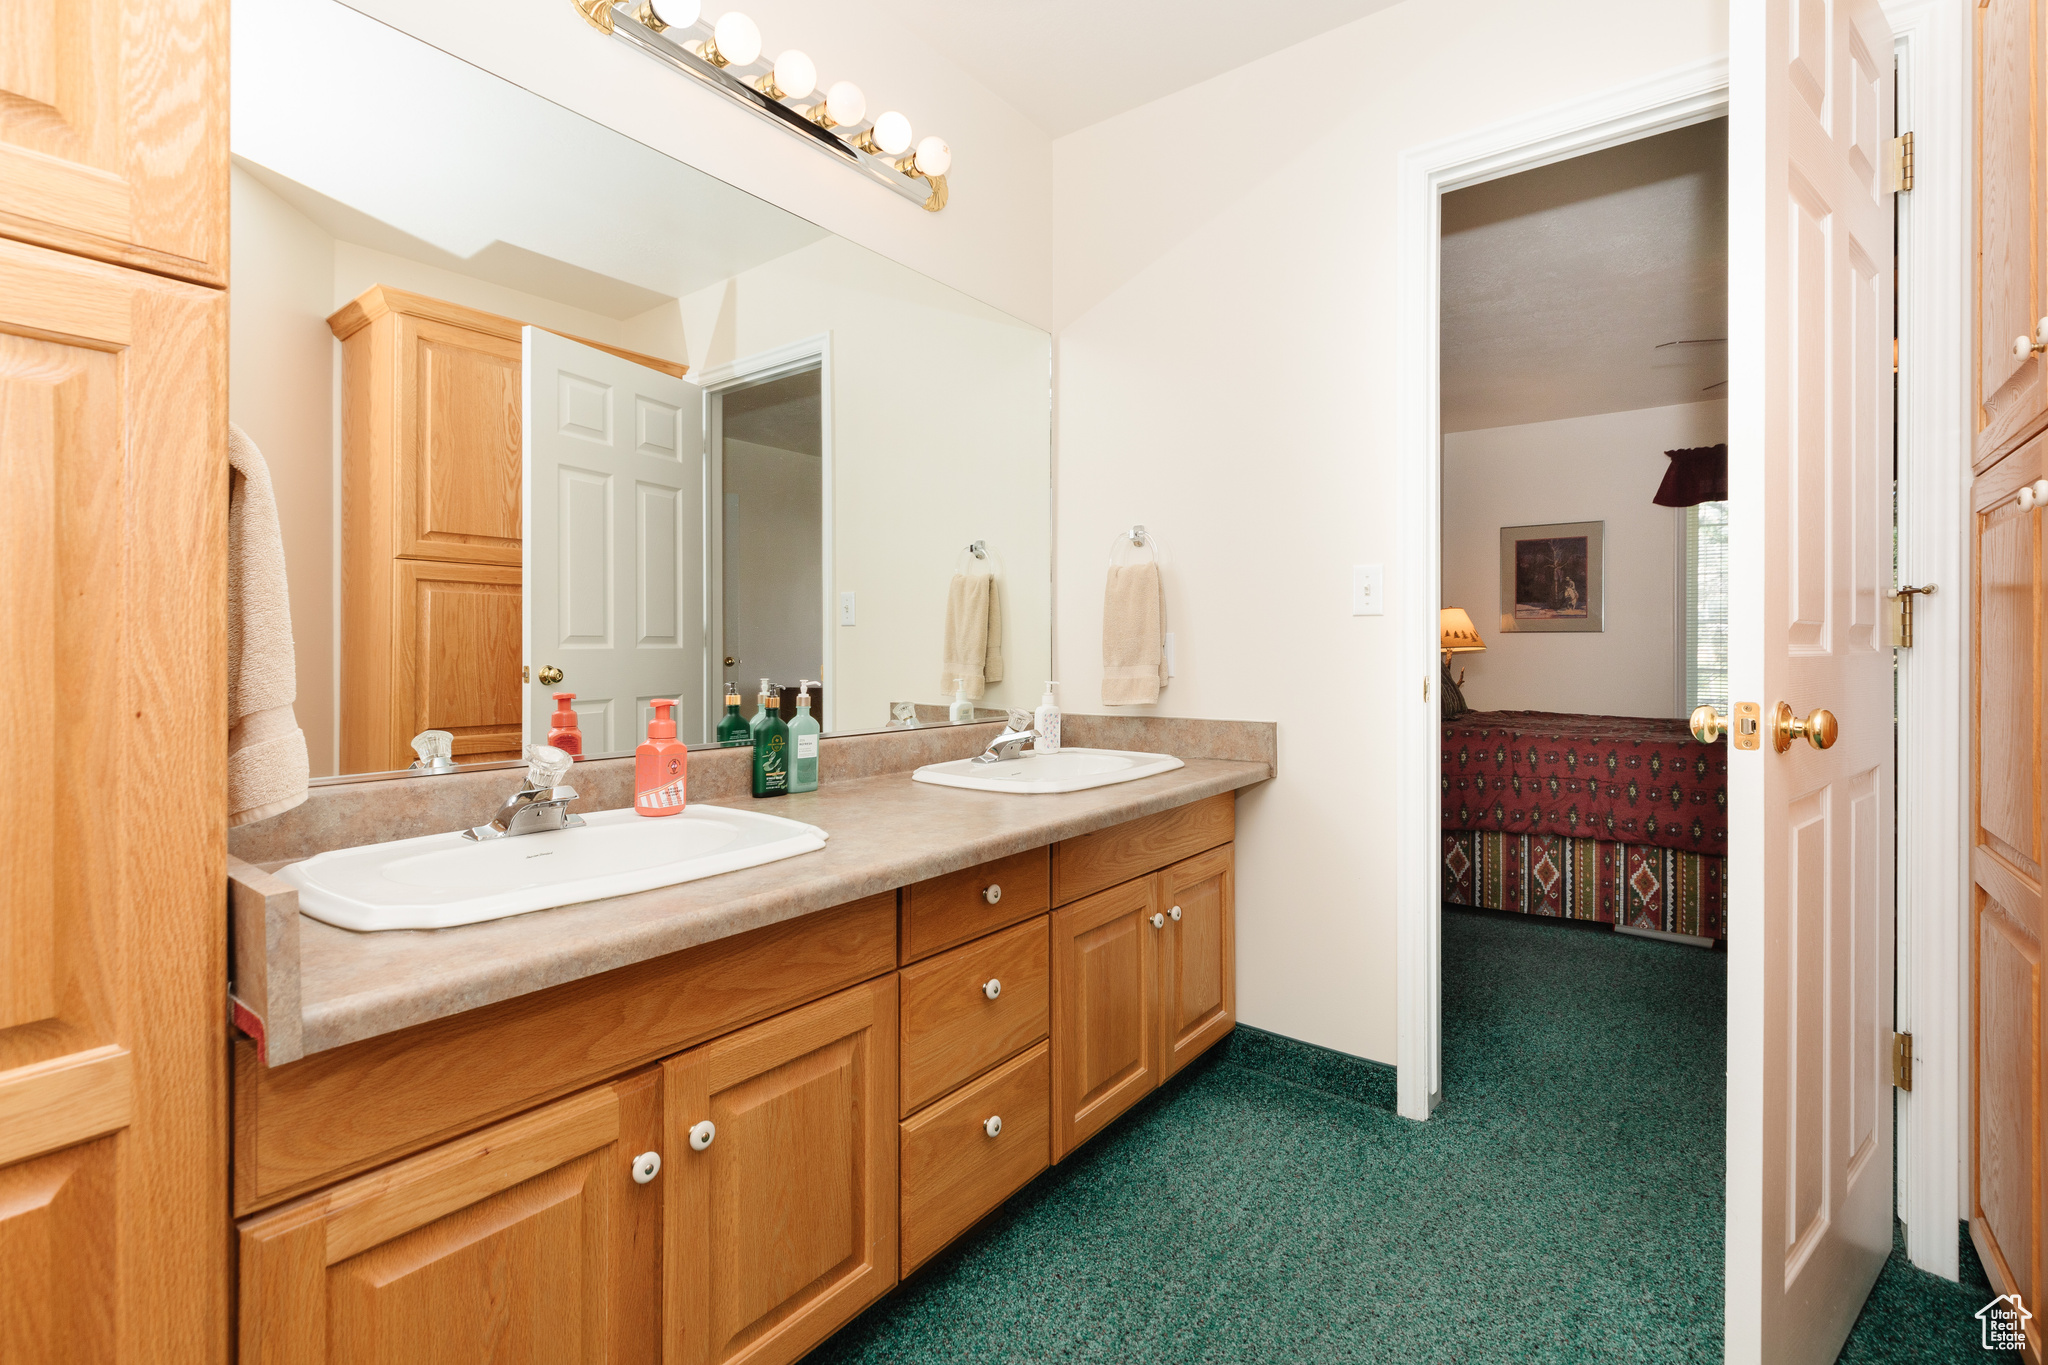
[
  {"left": 1728, "top": 1, "right": 1896, "bottom": 1360},
  {"left": 522, "top": 328, "right": 708, "bottom": 752}
]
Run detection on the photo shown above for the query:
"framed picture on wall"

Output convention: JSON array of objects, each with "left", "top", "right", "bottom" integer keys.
[{"left": 1499, "top": 521, "right": 1604, "bottom": 633}]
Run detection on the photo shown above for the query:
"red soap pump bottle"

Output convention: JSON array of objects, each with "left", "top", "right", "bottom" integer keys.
[
  {"left": 547, "top": 692, "right": 583, "bottom": 757},
  {"left": 635, "top": 699, "right": 688, "bottom": 817}
]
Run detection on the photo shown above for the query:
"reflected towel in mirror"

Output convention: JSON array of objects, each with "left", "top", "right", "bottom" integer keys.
[
  {"left": 941, "top": 571, "right": 1003, "bottom": 699},
  {"left": 228, "top": 424, "right": 310, "bottom": 826},
  {"left": 1102, "top": 561, "right": 1168, "bottom": 706}
]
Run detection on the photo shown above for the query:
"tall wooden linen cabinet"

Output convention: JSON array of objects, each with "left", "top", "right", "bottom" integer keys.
[
  {"left": 0, "top": 0, "right": 231, "bottom": 1361},
  {"left": 1975, "top": 3, "right": 2048, "bottom": 1359}
]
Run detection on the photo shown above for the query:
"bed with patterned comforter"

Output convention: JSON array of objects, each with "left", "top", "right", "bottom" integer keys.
[{"left": 1440, "top": 710, "right": 1728, "bottom": 942}]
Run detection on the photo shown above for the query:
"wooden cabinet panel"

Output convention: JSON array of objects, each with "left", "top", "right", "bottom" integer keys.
[
  {"left": 401, "top": 317, "right": 523, "bottom": 564},
  {"left": 1976, "top": 0, "right": 2048, "bottom": 467},
  {"left": 235, "top": 894, "right": 895, "bottom": 1215},
  {"left": 900, "top": 847, "right": 1050, "bottom": 964},
  {"left": 0, "top": 1135, "right": 118, "bottom": 1361},
  {"left": 1052, "top": 792, "right": 1234, "bottom": 907},
  {"left": 1159, "top": 846, "right": 1235, "bottom": 1080},
  {"left": 0, "top": 238, "right": 225, "bottom": 1359},
  {"left": 1976, "top": 892, "right": 2041, "bottom": 1315},
  {"left": 239, "top": 1072, "right": 663, "bottom": 1364},
  {"left": 1050, "top": 877, "right": 1160, "bottom": 1160},
  {"left": 899, "top": 1041, "right": 1049, "bottom": 1274},
  {"left": 395, "top": 560, "right": 524, "bottom": 768},
  {"left": 0, "top": 0, "right": 225, "bottom": 284},
  {"left": 665, "top": 977, "right": 897, "bottom": 1365},
  {"left": 899, "top": 916, "right": 1048, "bottom": 1116}
]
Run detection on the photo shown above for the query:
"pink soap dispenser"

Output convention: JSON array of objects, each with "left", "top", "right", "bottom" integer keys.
[{"left": 635, "top": 699, "right": 687, "bottom": 816}]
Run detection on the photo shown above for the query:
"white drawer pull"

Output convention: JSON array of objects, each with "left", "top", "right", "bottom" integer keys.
[
  {"left": 983, "top": 977, "right": 1002, "bottom": 1000},
  {"left": 984, "top": 1115, "right": 1003, "bottom": 1138},
  {"left": 689, "top": 1119, "right": 716, "bottom": 1151},
  {"left": 983, "top": 883, "right": 1002, "bottom": 905},
  {"left": 1169, "top": 905, "right": 1182, "bottom": 922},
  {"left": 1149, "top": 912, "right": 1165, "bottom": 929},
  {"left": 2024, "top": 487, "right": 2037, "bottom": 512},
  {"left": 631, "top": 1150, "right": 661, "bottom": 1184}
]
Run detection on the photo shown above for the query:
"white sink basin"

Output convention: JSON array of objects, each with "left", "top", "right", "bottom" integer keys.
[
  {"left": 281, "top": 805, "right": 828, "bottom": 932},
  {"left": 912, "top": 747, "right": 1184, "bottom": 795}
]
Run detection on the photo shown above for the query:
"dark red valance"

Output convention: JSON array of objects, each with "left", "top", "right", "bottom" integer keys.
[{"left": 1653, "top": 444, "right": 1728, "bottom": 507}]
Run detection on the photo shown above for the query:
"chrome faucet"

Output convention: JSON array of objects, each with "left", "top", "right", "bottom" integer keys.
[
  {"left": 972, "top": 729, "right": 1040, "bottom": 764},
  {"left": 464, "top": 745, "right": 585, "bottom": 841}
]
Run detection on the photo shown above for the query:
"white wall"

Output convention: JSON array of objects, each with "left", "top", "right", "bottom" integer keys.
[
  {"left": 1441, "top": 401, "right": 1727, "bottom": 718},
  {"left": 724, "top": 437, "right": 825, "bottom": 700},
  {"left": 1051, "top": 0, "right": 1729, "bottom": 1063},
  {"left": 338, "top": 0, "right": 1056, "bottom": 331}
]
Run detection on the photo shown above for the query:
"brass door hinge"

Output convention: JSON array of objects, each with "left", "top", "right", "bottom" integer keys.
[
  {"left": 1890, "top": 584, "right": 1936, "bottom": 647},
  {"left": 1892, "top": 1032, "right": 1914, "bottom": 1091},
  {"left": 1889, "top": 132, "right": 1915, "bottom": 193}
]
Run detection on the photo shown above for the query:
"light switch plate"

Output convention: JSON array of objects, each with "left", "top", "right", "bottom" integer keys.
[
  {"left": 839, "top": 591, "right": 856, "bottom": 626},
  {"left": 1352, "top": 564, "right": 1384, "bottom": 616}
]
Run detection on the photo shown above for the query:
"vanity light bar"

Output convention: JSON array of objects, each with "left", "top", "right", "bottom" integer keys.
[{"left": 571, "top": 1, "right": 950, "bottom": 212}]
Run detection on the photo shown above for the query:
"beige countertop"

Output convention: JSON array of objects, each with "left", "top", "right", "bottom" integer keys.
[{"left": 278, "top": 756, "right": 1269, "bottom": 1061}]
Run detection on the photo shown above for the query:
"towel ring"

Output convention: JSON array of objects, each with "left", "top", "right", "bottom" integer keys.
[
  {"left": 1107, "top": 524, "right": 1163, "bottom": 567},
  {"left": 956, "top": 540, "right": 998, "bottom": 574}
]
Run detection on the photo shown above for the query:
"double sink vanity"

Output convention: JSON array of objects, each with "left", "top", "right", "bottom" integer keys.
[{"left": 227, "top": 717, "right": 1271, "bottom": 1364}]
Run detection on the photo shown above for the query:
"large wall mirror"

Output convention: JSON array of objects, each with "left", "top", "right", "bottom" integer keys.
[{"left": 232, "top": 0, "right": 1052, "bottom": 778}]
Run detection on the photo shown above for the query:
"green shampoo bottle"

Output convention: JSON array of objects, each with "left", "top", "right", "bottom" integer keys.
[
  {"left": 749, "top": 678, "right": 789, "bottom": 798},
  {"left": 716, "top": 682, "right": 751, "bottom": 748},
  {"left": 789, "top": 680, "right": 821, "bottom": 793}
]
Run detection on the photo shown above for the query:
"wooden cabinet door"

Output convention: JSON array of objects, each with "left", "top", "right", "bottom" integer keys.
[
  {"left": 0, "top": 0, "right": 225, "bottom": 285},
  {"left": 664, "top": 977, "right": 897, "bottom": 1365},
  {"left": 1972, "top": 437, "right": 2048, "bottom": 1358},
  {"left": 239, "top": 1071, "right": 665, "bottom": 1364},
  {"left": 397, "top": 314, "right": 523, "bottom": 566},
  {"left": 1977, "top": 0, "right": 2048, "bottom": 467},
  {"left": 0, "top": 239, "right": 225, "bottom": 1361},
  {"left": 1157, "top": 845, "right": 1235, "bottom": 1080},
  {"left": 1050, "top": 876, "right": 1160, "bottom": 1160},
  {"left": 391, "top": 559, "right": 524, "bottom": 769}
]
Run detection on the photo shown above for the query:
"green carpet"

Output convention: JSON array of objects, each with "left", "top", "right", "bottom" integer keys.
[{"left": 809, "top": 907, "right": 2001, "bottom": 1363}]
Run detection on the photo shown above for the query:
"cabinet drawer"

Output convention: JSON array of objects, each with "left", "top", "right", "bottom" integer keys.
[
  {"left": 901, "top": 847, "right": 1050, "bottom": 964},
  {"left": 900, "top": 917, "right": 1049, "bottom": 1116},
  {"left": 1051, "top": 793, "right": 1234, "bottom": 906},
  {"left": 900, "top": 1041, "right": 1050, "bottom": 1274}
]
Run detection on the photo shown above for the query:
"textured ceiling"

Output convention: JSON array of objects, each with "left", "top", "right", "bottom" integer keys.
[
  {"left": 1440, "top": 117, "right": 1727, "bottom": 434},
  {"left": 864, "top": 0, "right": 1407, "bottom": 136}
]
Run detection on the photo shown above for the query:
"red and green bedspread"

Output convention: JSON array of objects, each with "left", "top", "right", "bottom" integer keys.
[{"left": 1441, "top": 711, "right": 1728, "bottom": 941}]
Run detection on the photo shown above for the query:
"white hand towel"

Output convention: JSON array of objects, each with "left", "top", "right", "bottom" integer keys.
[
  {"left": 941, "top": 572, "right": 1002, "bottom": 699},
  {"left": 228, "top": 424, "right": 310, "bottom": 827},
  {"left": 1102, "top": 562, "right": 1167, "bottom": 706}
]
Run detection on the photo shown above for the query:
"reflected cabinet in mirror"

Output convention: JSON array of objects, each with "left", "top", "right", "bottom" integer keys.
[{"left": 232, "top": 0, "right": 1051, "bottom": 777}]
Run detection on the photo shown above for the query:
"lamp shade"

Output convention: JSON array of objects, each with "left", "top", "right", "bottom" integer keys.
[{"left": 1440, "top": 607, "right": 1485, "bottom": 653}]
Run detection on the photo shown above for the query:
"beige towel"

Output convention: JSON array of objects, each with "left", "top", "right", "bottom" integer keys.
[
  {"left": 228, "top": 424, "right": 310, "bottom": 827},
  {"left": 1102, "top": 562, "right": 1168, "bottom": 706},
  {"left": 940, "top": 572, "right": 1004, "bottom": 700}
]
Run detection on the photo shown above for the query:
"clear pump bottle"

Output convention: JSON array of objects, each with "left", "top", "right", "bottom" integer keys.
[{"left": 789, "top": 681, "right": 821, "bottom": 792}]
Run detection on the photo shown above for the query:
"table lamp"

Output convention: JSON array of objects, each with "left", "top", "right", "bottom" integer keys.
[{"left": 1440, "top": 607, "right": 1485, "bottom": 719}]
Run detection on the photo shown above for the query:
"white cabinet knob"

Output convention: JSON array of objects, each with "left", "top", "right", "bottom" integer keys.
[
  {"left": 1169, "top": 905, "right": 1182, "bottom": 922},
  {"left": 1149, "top": 912, "right": 1165, "bottom": 929},
  {"left": 2018, "top": 334, "right": 2037, "bottom": 361},
  {"left": 631, "top": 1150, "right": 662, "bottom": 1184},
  {"left": 2024, "top": 486, "right": 2040, "bottom": 513},
  {"left": 689, "top": 1119, "right": 716, "bottom": 1151},
  {"left": 2034, "top": 479, "right": 2048, "bottom": 502},
  {"left": 984, "top": 1115, "right": 1003, "bottom": 1138},
  {"left": 983, "top": 883, "right": 1002, "bottom": 905},
  {"left": 983, "top": 977, "right": 1002, "bottom": 1000}
]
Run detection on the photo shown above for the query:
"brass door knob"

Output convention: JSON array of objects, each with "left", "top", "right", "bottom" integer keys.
[
  {"left": 1772, "top": 702, "right": 1838, "bottom": 753},
  {"left": 1689, "top": 704, "right": 1726, "bottom": 744},
  {"left": 725, "top": 656, "right": 736, "bottom": 667},
  {"left": 538, "top": 665, "right": 564, "bottom": 686}
]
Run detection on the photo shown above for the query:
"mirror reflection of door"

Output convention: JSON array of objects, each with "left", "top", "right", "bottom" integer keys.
[{"left": 714, "top": 367, "right": 824, "bottom": 726}]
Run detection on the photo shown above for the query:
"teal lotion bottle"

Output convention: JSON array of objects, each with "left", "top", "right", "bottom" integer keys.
[
  {"left": 749, "top": 678, "right": 789, "bottom": 797},
  {"left": 716, "top": 682, "right": 751, "bottom": 748},
  {"left": 789, "top": 680, "right": 821, "bottom": 792}
]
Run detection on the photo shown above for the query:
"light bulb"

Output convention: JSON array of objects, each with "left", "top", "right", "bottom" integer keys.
[
  {"left": 865, "top": 110, "right": 912, "bottom": 156},
  {"left": 758, "top": 48, "right": 815, "bottom": 101},
  {"left": 912, "top": 135, "right": 951, "bottom": 177},
  {"left": 817, "top": 80, "right": 865, "bottom": 128},
  {"left": 711, "top": 11, "right": 761, "bottom": 66},
  {"left": 645, "top": 0, "right": 700, "bottom": 29}
]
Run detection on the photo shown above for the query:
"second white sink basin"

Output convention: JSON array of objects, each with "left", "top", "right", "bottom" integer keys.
[
  {"left": 281, "top": 805, "right": 829, "bottom": 932},
  {"left": 912, "top": 747, "right": 1184, "bottom": 794}
]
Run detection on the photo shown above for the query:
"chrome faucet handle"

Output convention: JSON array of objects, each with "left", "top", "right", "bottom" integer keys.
[
  {"left": 973, "top": 729, "right": 1039, "bottom": 764},
  {"left": 523, "top": 744, "right": 574, "bottom": 792}
]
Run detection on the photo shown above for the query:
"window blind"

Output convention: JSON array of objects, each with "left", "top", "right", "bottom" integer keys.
[{"left": 1684, "top": 501, "right": 1730, "bottom": 713}]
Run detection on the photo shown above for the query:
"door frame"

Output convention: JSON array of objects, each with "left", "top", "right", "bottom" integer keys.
[
  {"left": 695, "top": 334, "right": 836, "bottom": 734},
  {"left": 1391, "top": 18, "right": 1971, "bottom": 1284},
  {"left": 1392, "top": 53, "right": 1731, "bottom": 1122}
]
